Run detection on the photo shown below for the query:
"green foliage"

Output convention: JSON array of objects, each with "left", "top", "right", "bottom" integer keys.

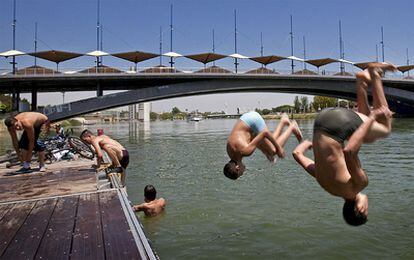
[
  {"left": 159, "top": 112, "right": 173, "bottom": 120},
  {"left": 272, "top": 105, "right": 294, "bottom": 113},
  {"left": 0, "top": 103, "right": 7, "bottom": 113},
  {"left": 300, "top": 96, "right": 309, "bottom": 112},
  {"left": 150, "top": 112, "right": 158, "bottom": 121},
  {"left": 0, "top": 94, "right": 12, "bottom": 112},
  {"left": 171, "top": 107, "right": 181, "bottom": 115},
  {"left": 293, "top": 96, "right": 301, "bottom": 113},
  {"left": 313, "top": 96, "right": 338, "bottom": 111}
]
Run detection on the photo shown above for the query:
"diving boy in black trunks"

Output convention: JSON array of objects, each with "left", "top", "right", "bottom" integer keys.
[
  {"left": 81, "top": 130, "right": 129, "bottom": 186},
  {"left": 293, "top": 62, "right": 395, "bottom": 225},
  {"left": 4, "top": 112, "right": 49, "bottom": 173}
]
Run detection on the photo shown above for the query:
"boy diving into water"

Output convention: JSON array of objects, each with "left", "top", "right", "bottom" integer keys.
[
  {"left": 293, "top": 62, "right": 395, "bottom": 226},
  {"left": 224, "top": 111, "right": 302, "bottom": 180}
]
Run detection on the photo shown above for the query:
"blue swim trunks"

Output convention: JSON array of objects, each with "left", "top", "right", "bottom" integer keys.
[{"left": 240, "top": 111, "right": 266, "bottom": 135}]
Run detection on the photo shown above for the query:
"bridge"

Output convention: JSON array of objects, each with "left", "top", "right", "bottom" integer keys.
[{"left": 1, "top": 73, "right": 414, "bottom": 120}]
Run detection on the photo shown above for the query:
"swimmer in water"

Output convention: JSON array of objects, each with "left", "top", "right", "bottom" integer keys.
[
  {"left": 293, "top": 62, "right": 396, "bottom": 226},
  {"left": 224, "top": 112, "right": 303, "bottom": 180},
  {"left": 133, "top": 185, "right": 166, "bottom": 217}
]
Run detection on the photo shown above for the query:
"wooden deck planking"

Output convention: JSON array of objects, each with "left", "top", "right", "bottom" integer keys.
[
  {"left": 100, "top": 191, "right": 141, "bottom": 260},
  {"left": 0, "top": 204, "right": 14, "bottom": 221},
  {"left": 1, "top": 199, "right": 57, "bottom": 260},
  {"left": 35, "top": 196, "right": 78, "bottom": 260},
  {"left": 0, "top": 159, "right": 154, "bottom": 259},
  {"left": 0, "top": 202, "right": 34, "bottom": 256},
  {"left": 71, "top": 193, "right": 106, "bottom": 260},
  {"left": 0, "top": 162, "right": 96, "bottom": 203}
]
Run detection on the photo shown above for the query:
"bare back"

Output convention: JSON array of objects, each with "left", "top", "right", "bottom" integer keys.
[
  {"left": 141, "top": 198, "right": 166, "bottom": 217},
  {"left": 313, "top": 132, "right": 355, "bottom": 198},
  {"left": 226, "top": 120, "right": 253, "bottom": 161},
  {"left": 95, "top": 135, "right": 125, "bottom": 159},
  {"left": 15, "top": 112, "right": 48, "bottom": 129}
]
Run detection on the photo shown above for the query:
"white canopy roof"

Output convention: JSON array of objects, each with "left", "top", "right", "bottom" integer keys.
[
  {"left": 229, "top": 53, "right": 249, "bottom": 59},
  {"left": 286, "top": 56, "right": 304, "bottom": 62},
  {"left": 0, "top": 49, "right": 26, "bottom": 57},
  {"left": 163, "top": 52, "right": 183, "bottom": 58},
  {"left": 86, "top": 50, "right": 109, "bottom": 57},
  {"left": 337, "top": 58, "right": 354, "bottom": 65}
]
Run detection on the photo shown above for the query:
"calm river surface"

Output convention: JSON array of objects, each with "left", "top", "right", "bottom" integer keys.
[{"left": 1, "top": 118, "right": 413, "bottom": 259}]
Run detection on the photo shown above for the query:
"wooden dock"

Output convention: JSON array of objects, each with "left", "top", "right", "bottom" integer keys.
[{"left": 0, "top": 159, "right": 157, "bottom": 260}]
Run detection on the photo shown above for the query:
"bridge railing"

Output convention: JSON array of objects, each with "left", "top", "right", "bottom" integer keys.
[{"left": 0, "top": 66, "right": 410, "bottom": 79}]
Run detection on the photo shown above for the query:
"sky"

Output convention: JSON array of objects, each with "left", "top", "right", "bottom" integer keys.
[{"left": 1, "top": 0, "right": 414, "bottom": 113}]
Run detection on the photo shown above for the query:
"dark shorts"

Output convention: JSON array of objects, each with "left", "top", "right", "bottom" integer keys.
[
  {"left": 119, "top": 150, "right": 129, "bottom": 169},
  {"left": 314, "top": 107, "right": 363, "bottom": 143},
  {"left": 19, "top": 125, "right": 45, "bottom": 152}
]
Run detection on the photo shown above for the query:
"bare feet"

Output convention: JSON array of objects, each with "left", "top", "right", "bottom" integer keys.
[
  {"left": 280, "top": 113, "right": 290, "bottom": 125},
  {"left": 291, "top": 121, "right": 303, "bottom": 142},
  {"left": 369, "top": 105, "right": 393, "bottom": 121},
  {"left": 368, "top": 62, "right": 397, "bottom": 75}
]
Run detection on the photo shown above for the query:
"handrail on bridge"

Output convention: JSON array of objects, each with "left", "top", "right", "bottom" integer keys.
[{"left": 0, "top": 66, "right": 410, "bottom": 79}]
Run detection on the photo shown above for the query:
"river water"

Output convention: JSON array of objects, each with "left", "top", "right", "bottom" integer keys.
[{"left": 1, "top": 118, "right": 413, "bottom": 259}]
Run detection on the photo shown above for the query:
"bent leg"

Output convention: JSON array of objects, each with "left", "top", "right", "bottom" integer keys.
[
  {"left": 257, "top": 121, "right": 302, "bottom": 162},
  {"left": 356, "top": 112, "right": 390, "bottom": 143},
  {"left": 367, "top": 66, "right": 392, "bottom": 130},
  {"left": 355, "top": 70, "right": 371, "bottom": 116}
]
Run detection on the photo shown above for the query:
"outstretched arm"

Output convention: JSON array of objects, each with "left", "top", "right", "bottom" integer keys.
[
  {"left": 91, "top": 140, "right": 104, "bottom": 166},
  {"left": 8, "top": 128, "right": 21, "bottom": 161},
  {"left": 133, "top": 203, "right": 147, "bottom": 212},
  {"left": 292, "top": 140, "right": 316, "bottom": 178},
  {"left": 344, "top": 106, "right": 390, "bottom": 153},
  {"left": 341, "top": 109, "right": 388, "bottom": 193}
]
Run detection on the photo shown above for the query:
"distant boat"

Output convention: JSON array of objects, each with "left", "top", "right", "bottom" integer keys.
[{"left": 187, "top": 114, "right": 203, "bottom": 122}]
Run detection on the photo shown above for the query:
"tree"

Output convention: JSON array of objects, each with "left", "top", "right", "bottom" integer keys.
[
  {"left": 160, "top": 112, "right": 173, "bottom": 120},
  {"left": 272, "top": 105, "right": 294, "bottom": 113},
  {"left": 0, "top": 94, "right": 12, "bottom": 112},
  {"left": 293, "top": 96, "right": 301, "bottom": 113},
  {"left": 300, "top": 96, "right": 309, "bottom": 113},
  {"left": 150, "top": 112, "right": 158, "bottom": 121},
  {"left": 313, "top": 96, "right": 338, "bottom": 111},
  {"left": 171, "top": 107, "right": 181, "bottom": 115},
  {"left": 261, "top": 108, "right": 271, "bottom": 115}
]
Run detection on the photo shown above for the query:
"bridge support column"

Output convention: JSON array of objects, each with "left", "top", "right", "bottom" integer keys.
[
  {"left": 31, "top": 87, "right": 38, "bottom": 111},
  {"left": 138, "top": 102, "right": 151, "bottom": 122},
  {"left": 97, "top": 82, "right": 103, "bottom": 97},
  {"left": 128, "top": 105, "right": 136, "bottom": 120},
  {"left": 12, "top": 91, "right": 20, "bottom": 111}
]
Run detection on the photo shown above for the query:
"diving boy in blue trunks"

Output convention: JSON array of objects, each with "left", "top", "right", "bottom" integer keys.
[
  {"left": 224, "top": 112, "right": 303, "bottom": 180},
  {"left": 292, "top": 62, "right": 395, "bottom": 226}
]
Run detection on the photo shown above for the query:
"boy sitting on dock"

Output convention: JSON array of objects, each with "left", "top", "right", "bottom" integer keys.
[
  {"left": 224, "top": 112, "right": 302, "bottom": 180},
  {"left": 292, "top": 62, "right": 395, "bottom": 226},
  {"left": 133, "top": 185, "right": 166, "bottom": 217},
  {"left": 4, "top": 112, "right": 50, "bottom": 173},
  {"left": 80, "top": 130, "right": 129, "bottom": 185}
]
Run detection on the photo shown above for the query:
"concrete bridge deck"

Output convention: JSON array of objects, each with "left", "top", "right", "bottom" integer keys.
[{"left": 0, "top": 159, "right": 156, "bottom": 259}]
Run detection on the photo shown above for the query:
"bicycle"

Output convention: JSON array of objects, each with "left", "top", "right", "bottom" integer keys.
[{"left": 44, "top": 135, "right": 95, "bottom": 163}]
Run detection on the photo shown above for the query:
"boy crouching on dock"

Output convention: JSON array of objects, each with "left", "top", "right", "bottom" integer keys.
[{"left": 80, "top": 129, "right": 129, "bottom": 186}]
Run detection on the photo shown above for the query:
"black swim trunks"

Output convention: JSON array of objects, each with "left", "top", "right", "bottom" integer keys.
[
  {"left": 119, "top": 150, "right": 129, "bottom": 169},
  {"left": 18, "top": 121, "right": 46, "bottom": 152},
  {"left": 314, "top": 107, "right": 363, "bottom": 143}
]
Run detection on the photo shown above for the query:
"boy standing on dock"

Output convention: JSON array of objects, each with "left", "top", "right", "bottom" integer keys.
[
  {"left": 4, "top": 112, "right": 49, "bottom": 173},
  {"left": 80, "top": 130, "right": 129, "bottom": 185}
]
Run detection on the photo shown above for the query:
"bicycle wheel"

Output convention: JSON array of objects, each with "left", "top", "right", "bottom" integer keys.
[{"left": 68, "top": 136, "right": 95, "bottom": 160}]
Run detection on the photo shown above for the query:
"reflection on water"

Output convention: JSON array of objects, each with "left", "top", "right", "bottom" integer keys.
[{"left": 1, "top": 118, "right": 413, "bottom": 259}]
